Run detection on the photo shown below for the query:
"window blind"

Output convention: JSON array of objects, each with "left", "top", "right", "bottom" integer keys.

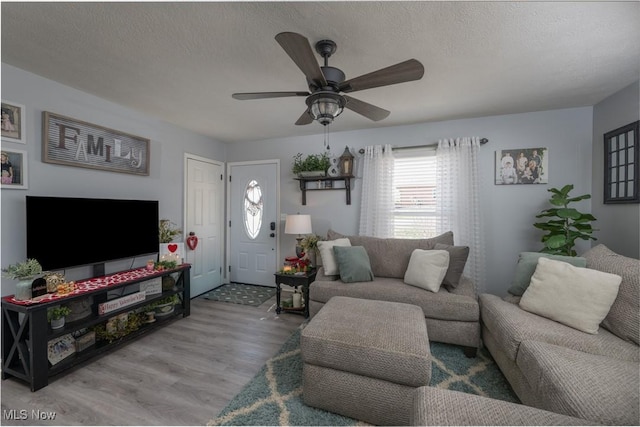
[{"left": 392, "top": 149, "right": 438, "bottom": 239}]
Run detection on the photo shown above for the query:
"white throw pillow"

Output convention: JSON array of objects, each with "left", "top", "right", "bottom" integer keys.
[
  {"left": 519, "top": 257, "right": 622, "bottom": 334},
  {"left": 403, "top": 249, "right": 450, "bottom": 293},
  {"left": 317, "top": 238, "right": 351, "bottom": 275}
]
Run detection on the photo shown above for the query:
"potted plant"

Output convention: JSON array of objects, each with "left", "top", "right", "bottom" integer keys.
[
  {"left": 292, "top": 152, "right": 331, "bottom": 177},
  {"left": 2, "top": 258, "right": 43, "bottom": 301},
  {"left": 48, "top": 306, "right": 71, "bottom": 329},
  {"left": 301, "top": 233, "right": 322, "bottom": 266},
  {"left": 159, "top": 219, "right": 182, "bottom": 243},
  {"left": 150, "top": 294, "right": 180, "bottom": 318},
  {"left": 533, "top": 184, "right": 597, "bottom": 256}
]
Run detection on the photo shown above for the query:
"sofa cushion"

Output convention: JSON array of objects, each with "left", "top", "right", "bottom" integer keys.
[
  {"left": 317, "top": 238, "right": 351, "bottom": 275},
  {"left": 404, "top": 249, "right": 449, "bottom": 292},
  {"left": 519, "top": 257, "right": 621, "bottom": 334},
  {"left": 517, "top": 340, "right": 640, "bottom": 425},
  {"left": 326, "top": 230, "right": 454, "bottom": 278},
  {"left": 480, "top": 294, "right": 639, "bottom": 363},
  {"left": 508, "top": 252, "right": 587, "bottom": 296},
  {"left": 333, "top": 246, "right": 374, "bottom": 283},
  {"left": 583, "top": 244, "right": 640, "bottom": 345},
  {"left": 312, "top": 277, "right": 479, "bottom": 322},
  {"left": 434, "top": 243, "right": 469, "bottom": 288}
]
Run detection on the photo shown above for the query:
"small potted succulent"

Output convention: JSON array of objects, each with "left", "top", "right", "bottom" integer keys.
[
  {"left": 48, "top": 306, "right": 71, "bottom": 330},
  {"left": 2, "top": 258, "right": 43, "bottom": 301}
]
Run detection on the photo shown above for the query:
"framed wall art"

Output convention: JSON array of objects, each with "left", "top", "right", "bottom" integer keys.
[
  {"left": 495, "top": 148, "right": 548, "bottom": 185},
  {"left": 1, "top": 100, "right": 26, "bottom": 144},
  {"left": 604, "top": 120, "right": 639, "bottom": 204},
  {"left": 42, "top": 111, "right": 150, "bottom": 176},
  {"left": 1, "top": 149, "right": 28, "bottom": 189}
]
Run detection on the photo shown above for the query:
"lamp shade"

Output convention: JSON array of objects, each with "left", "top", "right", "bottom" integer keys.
[{"left": 284, "top": 214, "right": 312, "bottom": 235}]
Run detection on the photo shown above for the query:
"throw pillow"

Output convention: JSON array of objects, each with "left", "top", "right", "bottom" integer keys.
[
  {"left": 403, "top": 249, "right": 450, "bottom": 293},
  {"left": 583, "top": 244, "right": 640, "bottom": 345},
  {"left": 508, "top": 252, "right": 587, "bottom": 296},
  {"left": 332, "top": 246, "right": 374, "bottom": 283},
  {"left": 317, "top": 238, "right": 351, "bottom": 275},
  {"left": 434, "top": 243, "right": 469, "bottom": 288},
  {"left": 519, "top": 257, "right": 622, "bottom": 334}
]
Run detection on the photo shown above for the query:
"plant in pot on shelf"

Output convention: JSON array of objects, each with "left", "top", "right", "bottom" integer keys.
[
  {"left": 2, "top": 258, "right": 43, "bottom": 301},
  {"left": 292, "top": 152, "right": 331, "bottom": 178},
  {"left": 533, "top": 184, "right": 597, "bottom": 256},
  {"left": 48, "top": 306, "right": 71, "bottom": 330},
  {"left": 149, "top": 294, "right": 180, "bottom": 318}
]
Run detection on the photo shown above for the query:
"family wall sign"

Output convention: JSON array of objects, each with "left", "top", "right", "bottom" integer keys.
[{"left": 42, "top": 112, "right": 150, "bottom": 176}]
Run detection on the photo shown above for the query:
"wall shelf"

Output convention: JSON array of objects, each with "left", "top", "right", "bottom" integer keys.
[{"left": 294, "top": 176, "right": 354, "bottom": 205}]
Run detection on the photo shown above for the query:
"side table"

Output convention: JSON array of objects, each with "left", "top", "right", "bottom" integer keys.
[{"left": 274, "top": 269, "right": 317, "bottom": 318}]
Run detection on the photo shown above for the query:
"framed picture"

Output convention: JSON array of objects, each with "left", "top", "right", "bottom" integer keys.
[
  {"left": 1, "top": 100, "right": 26, "bottom": 143},
  {"left": 43, "top": 111, "right": 150, "bottom": 176},
  {"left": 1, "top": 149, "right": 28, "bottom": 189},
  {"left": 495, "top": 148, "right": 548, "bottom": 185}
]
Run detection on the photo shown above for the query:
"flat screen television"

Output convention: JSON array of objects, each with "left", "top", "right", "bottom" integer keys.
[{"left": 26, "top": 196, "right": 159, "bottom": 273}]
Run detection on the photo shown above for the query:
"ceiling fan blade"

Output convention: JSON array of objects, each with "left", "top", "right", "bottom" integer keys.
[
  {"left": 275, "top": 32, "right": 327, "bottom": 87},
  {"left": 339, "top": 59, "right": 424, "bottom": 93},
  {"left": 232, "top": 91, "right": 309, "bottom": 100},
  {"left": 343, "top": 95, "right": 390, "bottom": 122},
  {"left": 295, "top": 109, "right": 313, "bottom": 126}
]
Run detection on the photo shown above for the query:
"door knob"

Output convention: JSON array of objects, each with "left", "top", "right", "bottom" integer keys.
[{"left": 270, "top": 233, "right": 275, "bottom": 238}]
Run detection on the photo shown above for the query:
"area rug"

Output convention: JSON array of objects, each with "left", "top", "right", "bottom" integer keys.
[
  {"left": 208, "top": 325, "right": 519, "bottom": 426},
  {"left": 204, "top": 283, "right": 276, "bottom": 307}
]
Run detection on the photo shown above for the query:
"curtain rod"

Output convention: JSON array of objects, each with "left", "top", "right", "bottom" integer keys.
[{"left": 357, "top": 138, "right": 488, "bottom": 154}]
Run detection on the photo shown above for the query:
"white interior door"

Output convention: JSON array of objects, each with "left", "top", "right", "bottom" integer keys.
[
  {"left": 185, "top": 154, "right": 224, "bottom": 297},
  {"left": 228, "top": 161, "right": 279, "bottom": 287}
]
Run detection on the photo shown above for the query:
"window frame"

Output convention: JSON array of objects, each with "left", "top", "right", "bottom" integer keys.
[{"left": 604, "top": 120, "right": 639, "bottom": 204}]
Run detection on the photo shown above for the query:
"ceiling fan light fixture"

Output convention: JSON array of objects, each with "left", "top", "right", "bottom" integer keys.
[{"left": 306, "top": 92, "right": 345, "bottom": 126}]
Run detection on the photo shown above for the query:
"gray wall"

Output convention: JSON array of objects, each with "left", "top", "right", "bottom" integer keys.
[
  {"left": 227, "top": 106, "right": 594, "bottom": 295},
  {"left": 1, "top": 64, "right": 226, "bottom": 295},
  {"left": 592, "top": 80, "right": 640, "bottom": 258}
]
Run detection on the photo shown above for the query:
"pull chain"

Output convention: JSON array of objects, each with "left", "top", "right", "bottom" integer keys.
[{"left": 324, "top": 125, "right": 331, "bottom": 151}]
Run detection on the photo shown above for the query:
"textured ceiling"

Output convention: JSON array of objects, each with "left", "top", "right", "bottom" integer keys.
[{"left": 2, "top": 2, "right": 639, "bottom": 144}]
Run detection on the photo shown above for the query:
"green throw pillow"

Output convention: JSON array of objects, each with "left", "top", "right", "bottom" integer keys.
[
  {"left": 508, "top": 252, "right": 587, "bottom": 296},
  {"left": 333, "top": 246, "right": 374, "bottom": 283}
]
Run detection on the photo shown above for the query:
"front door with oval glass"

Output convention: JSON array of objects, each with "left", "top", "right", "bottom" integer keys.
[{"left": 229, "top": 161, "right": 279, "bottom": 286}]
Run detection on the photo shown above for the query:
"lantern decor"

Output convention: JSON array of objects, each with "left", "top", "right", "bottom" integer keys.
[{"left": 339, "top": 146, "right": 355, "bottom": 176}]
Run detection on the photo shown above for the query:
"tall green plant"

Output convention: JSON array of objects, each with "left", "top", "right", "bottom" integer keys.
[{"left": 533, "top": 184, "right": 597, "bottom": 256}]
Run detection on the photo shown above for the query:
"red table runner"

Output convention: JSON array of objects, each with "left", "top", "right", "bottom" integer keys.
[{"left": 2, "top": 265, "right": 188, "bottom": 306}]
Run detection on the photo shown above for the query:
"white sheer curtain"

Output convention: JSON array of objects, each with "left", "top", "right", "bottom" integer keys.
[
  {"left": 359, "top": 144, "right": 395, "bottom": 237},
  {"left": 436, "top": 137, "right": 486, "bottom": 293}
]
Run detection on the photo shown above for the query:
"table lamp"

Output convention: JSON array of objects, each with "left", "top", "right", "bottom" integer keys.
[{"left": 284, "top": 214, "right": 312, "bottom": 258}]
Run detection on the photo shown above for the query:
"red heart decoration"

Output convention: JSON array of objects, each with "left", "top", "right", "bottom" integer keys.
[{"left": 168, "top": 244, "right": 178, "bottom": 253}]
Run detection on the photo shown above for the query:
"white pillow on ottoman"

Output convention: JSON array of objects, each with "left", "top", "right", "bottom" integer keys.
[
  {"left": 519, "top": 257, "right": 622, "bottom": 334},
  {"left": 317, "top": 238, "right": 351, "bottom": 275},
  {"left": 404, "top": 249, "right": 450, "bottom": 293}
]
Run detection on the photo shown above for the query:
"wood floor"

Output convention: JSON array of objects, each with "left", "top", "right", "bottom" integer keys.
[{"left": 0, "top": 294, "right": 305, "bottom": 426}]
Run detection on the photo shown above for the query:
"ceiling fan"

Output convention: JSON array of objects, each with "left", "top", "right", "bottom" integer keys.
[{"left": 232, "top": 32, "right": 425, "bottom": 126}]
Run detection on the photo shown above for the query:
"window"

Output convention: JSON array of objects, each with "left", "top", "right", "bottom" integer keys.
[
  {"left": 604, "top": 120, "right": 639, "bottom": 204},
  {"left": 243, "top": 179, "right": 263, "bottom": 239},
  {"left": 392, "top": 149, "right": 438, "bottom": 238}
]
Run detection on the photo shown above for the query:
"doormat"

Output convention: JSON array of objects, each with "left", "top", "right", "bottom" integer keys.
[
  {"left": 209, "top": 325, "right": 519, "bottom": 426},
  {"left": 204, "top": 283, "right": 276, "bottom": 307}
]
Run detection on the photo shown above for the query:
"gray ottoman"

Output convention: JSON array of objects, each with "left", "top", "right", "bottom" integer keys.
[{"left": 301, "top": 296, "right": 431, "bottom": 425}]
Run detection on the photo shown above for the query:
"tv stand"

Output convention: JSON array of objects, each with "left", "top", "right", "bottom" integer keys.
[{"left": 1, "top": 264, "right": 190, "bottom": 391}]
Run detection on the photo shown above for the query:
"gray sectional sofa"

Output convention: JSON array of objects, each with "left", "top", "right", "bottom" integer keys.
[
  {"left": 480, "top": 244, "right": 640, "bottom": 425},
  {"left": 309, "top": 230, "right": 481, "bottom": 354}
]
